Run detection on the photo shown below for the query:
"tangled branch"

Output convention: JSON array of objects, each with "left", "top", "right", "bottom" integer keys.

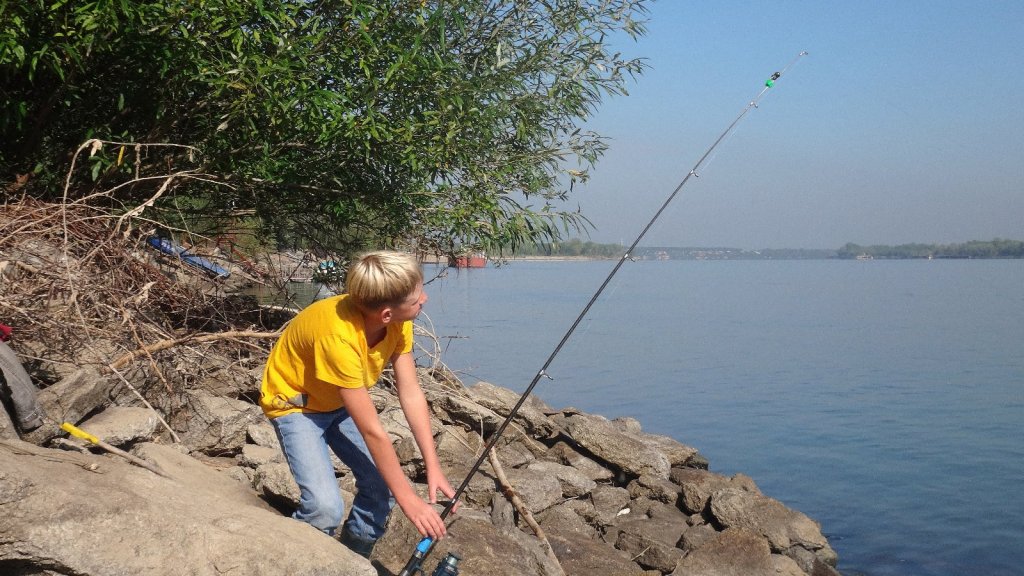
[{"left": 2, "top": 149, "right": 292, "bottom": 431}]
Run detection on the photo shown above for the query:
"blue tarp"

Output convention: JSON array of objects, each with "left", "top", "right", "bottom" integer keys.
[{"left": 147, "top": 237, "right": 230, "bottom": 279}]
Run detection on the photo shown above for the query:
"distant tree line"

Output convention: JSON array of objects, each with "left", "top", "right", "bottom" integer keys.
[
  {"left": 520, "top": 238, "right": 626, "bottom": 258},
  {"left": 837, "top": 239, "right": 1024, "bottom": 259},
  {"left": 635, "top": 247, "right": 837, "bottom": 260},
  {"left": 517, "top": 238, "right": 1024, "bottom": 260},
  {"left": 519, "top": 242, "right": 836, "bottom": 259}
]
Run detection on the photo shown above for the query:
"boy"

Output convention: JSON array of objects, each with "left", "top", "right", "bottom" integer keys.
[{"left": 259, "top": 251, "right": 455, "bottom": 556}]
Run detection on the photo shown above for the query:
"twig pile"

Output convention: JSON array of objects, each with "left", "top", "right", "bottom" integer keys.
[{"left": 0, "top": 197, "right": 281, "bottom": 405}]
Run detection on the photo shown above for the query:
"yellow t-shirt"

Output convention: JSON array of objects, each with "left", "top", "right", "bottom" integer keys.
[{"left": 259, "top": 294, "right": 413, "bottom": 419}]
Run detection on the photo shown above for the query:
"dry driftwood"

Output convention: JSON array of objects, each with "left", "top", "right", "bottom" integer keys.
[{"left": 488, "top": 450, "right": 567, "bottom": 576}]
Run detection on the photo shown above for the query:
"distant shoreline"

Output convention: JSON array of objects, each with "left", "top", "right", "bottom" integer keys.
[
  {"left": 477, "top": 239, "right": 1024, "bottom": 261},
  {"left": 424, "top": 255, "right": 610, "bottom": 264},
  {"left": 428, "top": 253, "right": 1024, "bottom": 264},
  {"left": 505, "top": 255, "right": 607, "bottom": 261}
]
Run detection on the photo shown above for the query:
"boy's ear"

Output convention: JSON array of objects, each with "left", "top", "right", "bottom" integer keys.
[{"left": 378, "top": 305, "right": 394, "bottom": 325}]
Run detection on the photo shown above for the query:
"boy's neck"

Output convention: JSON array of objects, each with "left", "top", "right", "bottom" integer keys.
[{"left": 362, "top": 310, "right": 389, "bottom": 347}]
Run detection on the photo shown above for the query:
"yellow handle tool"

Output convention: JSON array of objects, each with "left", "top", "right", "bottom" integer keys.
[
  {"left": 61, "top": 422, "right": 170, "bottom": 478},
  {"left": 61, "top": 421, "right": 101, "bottom": 444}
]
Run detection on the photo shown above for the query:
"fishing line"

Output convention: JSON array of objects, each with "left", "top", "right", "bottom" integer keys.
[
  {"left": 399, "top": 50, "right": 808, "bottom": 575},
  {"left": 692, "top": 120, "right": 742, "bottom": 185}
]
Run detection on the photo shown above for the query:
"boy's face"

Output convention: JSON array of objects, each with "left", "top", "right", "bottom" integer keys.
[{"left": 390, "top": 282, "right": 427, "bottom": 322}]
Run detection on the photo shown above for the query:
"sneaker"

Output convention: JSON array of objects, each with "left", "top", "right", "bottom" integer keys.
[{"left": 338, "top": 525, "right": 375, "bottom": 558}]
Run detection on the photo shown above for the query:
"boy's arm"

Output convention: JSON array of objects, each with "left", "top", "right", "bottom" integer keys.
[
  {"left": 338, "top": 384, "right": 447, "bottom": 539},
  {"left": 391, "top": 351, "right": 458, "bottom": 508}
]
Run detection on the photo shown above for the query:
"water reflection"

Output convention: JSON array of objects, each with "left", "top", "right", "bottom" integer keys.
[{"left": 242, "top": 281, "right": 336, "bottom": 309}]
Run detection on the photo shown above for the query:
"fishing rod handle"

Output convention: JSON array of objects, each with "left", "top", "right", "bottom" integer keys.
[{"left": 398, "top": 537, "right": 433, "bottom": 576}]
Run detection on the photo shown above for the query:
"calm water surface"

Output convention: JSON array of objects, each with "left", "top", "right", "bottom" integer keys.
[{"left": 417, "top": 259, "right": 1024, "bottom": 576}]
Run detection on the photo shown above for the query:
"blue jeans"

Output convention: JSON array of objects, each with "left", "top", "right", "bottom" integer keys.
[{"left": 271, "top": 409, "right": 394, "bottom": 545}]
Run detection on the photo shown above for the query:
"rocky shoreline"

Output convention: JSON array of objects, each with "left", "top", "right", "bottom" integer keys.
[
  {"left": 0, "top": 204, "right": 842, "bottom": 575},
  {"left": 2, "top": 363, "right": 841, "bottom": 576}
]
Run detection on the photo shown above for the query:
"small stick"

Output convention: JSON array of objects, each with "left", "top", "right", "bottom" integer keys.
[
  {"left": 487, "top": 450, "right": 566, "bottom": 576},
  {"left": 60, "top": 422, "right": 171, "bottom": 478}
]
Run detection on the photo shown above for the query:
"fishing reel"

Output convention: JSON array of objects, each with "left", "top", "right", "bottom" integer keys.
[{"left": 429, "top": 552, "right": 461, "bottom": 576}]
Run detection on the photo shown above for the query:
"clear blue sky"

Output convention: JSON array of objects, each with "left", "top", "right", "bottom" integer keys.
[{"left": 572, "top": 1, "right": 1024, "bottom": 249}]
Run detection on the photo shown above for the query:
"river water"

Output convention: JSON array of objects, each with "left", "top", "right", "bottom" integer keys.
[{"left": 415, "top": 258, "right": 1024, "bottom": 576}]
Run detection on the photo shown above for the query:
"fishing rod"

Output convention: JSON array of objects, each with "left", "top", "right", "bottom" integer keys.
[{"left": 398, "top": 51, "right": 809, "bottom": 576}]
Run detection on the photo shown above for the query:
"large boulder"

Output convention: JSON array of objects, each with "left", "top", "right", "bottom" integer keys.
[
  {"left": 434, "top": 424, "right": 485, "bottom": 478},
  {"left": 670, "top": 468, "right": 759, "bottom": 515},
  {"left": 501, "top": 465, "right": 563, "bottom": 514},
  {"left": 0, "top": 439, "right": 372, "bottom": 576},
  {"left": 709, "top": 487, "right": 837, "bottom": 570},
  {"left": 589, "top": 485, "right": 633, "bottom": 527},
  {"left": 546, "top": 441, "right": 615, "bottom": 482},
  {"left": 23, "top": 367, "right": 110, "bottom": 445},
  {"left": 628, "top": 473, "right": 683, "bottom": 505},
  {"left": 537, "top": 502, "right": 599, "bottom": 538},
  {"left": 247, "top": 420, "right": 280, "bottom": 449},
  {"left": 613, "top": 514, "right": 688, "bottom": 572},
  {"left": 78, "top": 406, "right": 161, "bottom": 446},
  {"left": 373, "top": 507, "right": 556, "bottom": 576},
  {"left": 548, "top": 531, "right": 648, "bottom": 576},
  {"left": 466, "top": 381, "right": 559, "bottom": 438},
  {"left": 637, "top": 432, "right": 704, "bottom": 469},
  {"left": 527, "top": 460, "right": 597, "bottom": 498},
  {"left": 556, "top": 412, "right": 671, "bottom": 479},
  {"left": 671, "top": 528, "right": 776, "bottom": 576},
  {"left": 180, "top": 390, "right": 264, "bottom": 454},
  {"left": 424, "top": 386, "right": 505, "bottom": 433}
]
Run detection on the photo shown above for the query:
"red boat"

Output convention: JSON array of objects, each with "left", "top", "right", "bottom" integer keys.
[{"left": 448, "top": 253, "right": 487, "bottom": 268}]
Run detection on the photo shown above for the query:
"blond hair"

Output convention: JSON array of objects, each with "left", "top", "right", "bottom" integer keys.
[{"left": 345, "top": 251, "right": 422, "bottom": 310}]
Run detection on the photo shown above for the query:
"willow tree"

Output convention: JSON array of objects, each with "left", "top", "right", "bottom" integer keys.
[{"left": 2, "top": 0, "right": 649, "bottom": 257}]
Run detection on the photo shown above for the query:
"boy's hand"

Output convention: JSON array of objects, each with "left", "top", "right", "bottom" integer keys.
[
  {"left": 428, "top": 473, "right": 461, "bottom": 514},
  {"left": 399, "top": 496, "right": 447, "bottom": 539}
]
